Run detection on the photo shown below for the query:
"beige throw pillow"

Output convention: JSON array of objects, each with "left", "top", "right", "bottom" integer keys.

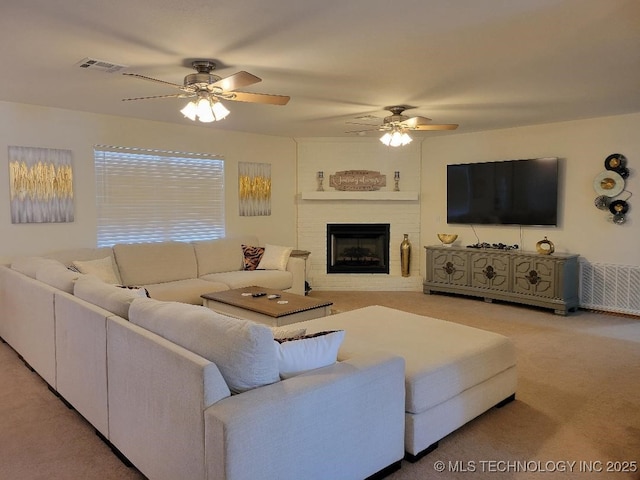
[
  {"left": 72, "top": 257, "right": 119, "bottom": 284},
  {"left": 256, "top": 244, "right": 293, "bottom": 271}
]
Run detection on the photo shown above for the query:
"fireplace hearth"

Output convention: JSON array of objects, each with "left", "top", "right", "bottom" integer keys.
[{"left": 327, "top": 223, "right": 390, "bottom": 274}]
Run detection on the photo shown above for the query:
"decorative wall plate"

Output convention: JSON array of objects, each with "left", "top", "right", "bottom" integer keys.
[
  {"left": 604, "top": 153, "right": 627, "bottom": 171},
  {"left": 608, "top": 199, "right": 629, "bottom": 215},
  {"left": 593, "top": 170, "right": 624, "bottom": 197},
  {"left": 594, "top": 195, "right": 611, "bottom": 210},
  {"left": 613, "top": 213, "right": 626, "bottom": 224}
]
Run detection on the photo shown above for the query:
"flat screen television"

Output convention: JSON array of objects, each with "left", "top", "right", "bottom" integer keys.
[{"left": 447, "top": 157, "right": 559, "bottom": 226}]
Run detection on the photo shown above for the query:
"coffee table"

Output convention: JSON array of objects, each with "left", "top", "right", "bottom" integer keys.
[{"left": 201, "top": 286, "right": 333, "bottom": 327}]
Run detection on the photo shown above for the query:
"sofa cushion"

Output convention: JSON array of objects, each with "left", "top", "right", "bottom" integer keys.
[
  {"left": 129, "top": 297, "right": 279, "bottom": 393},
  {"left": 241, "top": 244, "right": 264, "bottom": 271},
  {"left": 297, "top": 305, "right": 517, "bottom": 415},
  {"left": 114, "top": 241, "right": 198, "bottom": 286},
  {"left": 44, "top": 247, "right": 114, "bottom": 266},
  {"left": 200, "top": 269, "right": 293, "bottom": 291},
  {"left": 74, "top": 275, "right": 143, "bottom": 320},
  {"left": 144, "top": 278, "right": 229, "bottom": 305},
  {"left": 274, "top": 330, "right": 345, "bottom": 379},
  {"left": 193, "top": 235, "right": 258, "bottom": 276},
  {"left": 11, "top": 256, "right": 63, "bottom": 278},
  {"left": 72, "top": 257, "right": 120, "bottom": 284},
  {"left": 257, "top": 244, "right": 293, "bottom": 271},
  {"left": 36, "top": 262, "right": 83, "bottom": 293}
]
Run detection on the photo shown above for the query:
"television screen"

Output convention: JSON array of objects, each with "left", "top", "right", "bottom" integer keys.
[{"left": 447, "top": 157, "right": 559, "bottom": 226}]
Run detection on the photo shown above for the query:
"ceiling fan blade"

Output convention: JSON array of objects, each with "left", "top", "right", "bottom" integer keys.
[
  {"left": 346, "top": 121, "right": 381, "bottom": 127},
  {"left": 345, "top": 127, "right": 381, "bottom": 134},
  {"left": 401, "top": 116, "right": 433, "bottom": 127},
  {"left": 228, "top": 91, "right": 290, "bottom": 105},
  {"left": 122, "top": 72, "right": 184, "bottom": 90},
  {"left": 121, "top": 93, "right": 193, "bottom": 102},
  {"left": 411, "top": 123, "right": 459, "bottom": 131},
  {"left": 211, "top": 71, "right": 262, "bottom": 92}
]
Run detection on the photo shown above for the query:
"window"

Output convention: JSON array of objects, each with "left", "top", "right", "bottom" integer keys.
[{"left": 94, "top": 146, "right": 225, "bottom": 247}]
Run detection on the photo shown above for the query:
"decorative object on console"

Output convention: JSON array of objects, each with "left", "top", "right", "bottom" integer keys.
[
  {"left": 329, "top": 170, "right": 386, "bottom": 191},
  {"left": 239, "top": 162, "right": 271, "bottom": 216},
  {"left": 466, "top": 242, "right": 519, "bottom": 250},
  {"left": 394, "top": 171, "right": 400, "bottom": 191},
  {"left": 535, "top": 237, "right": 555, "bottom": 255},
  {"left": 593, "top": 153, "right": 632, "bottom": 225},
  {"left": 437, "top": 233, "right": 458, "bottom": 246},
  {"left": 400, "top": 234, "right": 412, "bottom": 277}
]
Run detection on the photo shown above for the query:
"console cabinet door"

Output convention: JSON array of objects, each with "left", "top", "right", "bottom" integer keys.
[
  {"left": 470, "top": 253, "right": 510, "bottom": 291},
  {"left": 430, "top": 250, "right": 468, "bottom": 286},
  {"left": 512, "top": 257, "right": 557, "bottom": 298}
]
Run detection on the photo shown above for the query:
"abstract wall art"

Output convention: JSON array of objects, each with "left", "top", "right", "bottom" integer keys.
[
  {"left": 8, "top": 146, "right": 74, "bottom": 223},
  {"left": 238, "top": 161, "right": 271, "bottom": 216}
]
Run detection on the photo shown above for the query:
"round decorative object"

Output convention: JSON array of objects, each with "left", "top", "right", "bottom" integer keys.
[
  {"left": 593, "top": 170, "right": 624, "bottom": 197},
  {"left": 617, "top": 166, "right": 630, "bottom": 179},
  {"left": 608, "top": 199, "right": 629, "bottom": 215},
  {"left": 535, "top": 236, "right": 555, "bottom": 255},
  {"left": 612, "top": 213, "right": 626, "bottom": 224},
  {"left": 594, "top": 195, "right": 611, "bottom": 210},
  {"left": 437, "top": 233, "right": 458, "bottom": 246},
  {"left": 604, "top": 153, "right": 627, "bottom": 171}
]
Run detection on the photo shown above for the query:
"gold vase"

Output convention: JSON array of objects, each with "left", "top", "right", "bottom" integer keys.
[{"left": 401, "top": 234, "right": 411, "bottom": 277}]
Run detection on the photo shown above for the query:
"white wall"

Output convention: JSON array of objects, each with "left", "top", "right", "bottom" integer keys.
[
  {"left": 0, "top": 101, "right": 297, "bottom": 261},
  {"left": 420, "top": 112, "right": 640, "bottom": 278},
  {"left": 296, "top": 138, "right": 423, "bottom": 291},
  {"left": 2, "top": 98, "right": 637, "bottom": 283}
]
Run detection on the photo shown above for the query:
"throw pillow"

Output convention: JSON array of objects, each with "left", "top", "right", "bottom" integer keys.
[
  {"left": 129, "top": 298, "right": 280, "bottom": 393},
  {"left": 242, "top": 244, "right": 265, "bottom": 271},
  {"left": 74, "top": 275, "right": 141, "bottom": 320},
  {"left": 72, "top": 257, "right": 119, "bottom": 284},
  {"left": 271, "top": 326, "right": 306, "bottom": 341},
  {"left": 116, "top": 285, "right": 151, "bottom": 298},
  {"left": 274, "top": 330, "right": 345, "bottom": 379},
  {"left": 257, "top": 244, "right": 293, "bottom": 271}
]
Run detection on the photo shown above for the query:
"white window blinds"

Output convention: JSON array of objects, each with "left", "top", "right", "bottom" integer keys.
[{"left": 94, "top": 146, "right": 225, "bottom": 247}]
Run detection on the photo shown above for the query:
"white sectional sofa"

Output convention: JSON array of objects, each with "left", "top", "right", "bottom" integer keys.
[
  {"left": 0, "top": 240, "right": 406, "bottom": 480},
  {"left": 0, "top": 235, "right": 517, "bottom": 478}
]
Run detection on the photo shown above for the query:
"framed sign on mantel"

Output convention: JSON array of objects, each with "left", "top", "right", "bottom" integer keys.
[{"left": 329, "top": 170, "right": 386, "bottom": 191}]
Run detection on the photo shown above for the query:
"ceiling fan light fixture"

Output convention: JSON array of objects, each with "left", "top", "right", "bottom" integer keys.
[
  {"left": 211, "top": 100, "right": 230, "bottom": 120},
  {"left": 180, "top": 101, "right": 198, "bottom": 121},
  {"left": 380, "top": 128, "right": 412, "bottom": 147},
  {"left": 181, "top": 96, "right": 230, "bottom": 123}
]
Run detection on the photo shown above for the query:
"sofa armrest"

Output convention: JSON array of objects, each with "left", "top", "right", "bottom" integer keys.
[
  {"left": 204, "top": 352, "right": 405, "bottom": 480},
  {"left": 107, "top": 315, "right": 231, "bottom": 480},
  {"left": 285, "top": 256, "right": 306, "bottom": 295}
]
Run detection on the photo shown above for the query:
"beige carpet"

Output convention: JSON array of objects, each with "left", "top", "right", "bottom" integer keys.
[{"left": 1, "top": 291, "right": 639, "bottom": 479}]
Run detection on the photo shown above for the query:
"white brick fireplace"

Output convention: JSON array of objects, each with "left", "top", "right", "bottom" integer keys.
[{"left": 296, "top": 138, "right": 423, "bottom": 291}]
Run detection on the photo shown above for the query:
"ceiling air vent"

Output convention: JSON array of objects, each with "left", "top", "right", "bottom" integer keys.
[{"left": 75, "top": 57, "right": 128, "bottom": 73}]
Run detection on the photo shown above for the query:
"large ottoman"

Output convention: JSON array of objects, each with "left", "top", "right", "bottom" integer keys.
[{"left": 296, "top": 305, "right": 517, "bottom": 461}]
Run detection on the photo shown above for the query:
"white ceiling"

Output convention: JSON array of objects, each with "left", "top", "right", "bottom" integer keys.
[{"left": 2, "top": 0, "right": 639, "bottom": 138}]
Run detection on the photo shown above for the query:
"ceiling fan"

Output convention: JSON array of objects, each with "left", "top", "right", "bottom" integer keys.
[
  {"left": 122, "top": 60, "right": 290, "bottom": 122},
  {"left": 346, "top": 105, "right": 458, "bottom": 135}
]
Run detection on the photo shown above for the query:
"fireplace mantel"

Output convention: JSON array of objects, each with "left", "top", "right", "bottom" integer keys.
[{"left": 301, "top": 191, "right": 419, "bottom": 201}]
